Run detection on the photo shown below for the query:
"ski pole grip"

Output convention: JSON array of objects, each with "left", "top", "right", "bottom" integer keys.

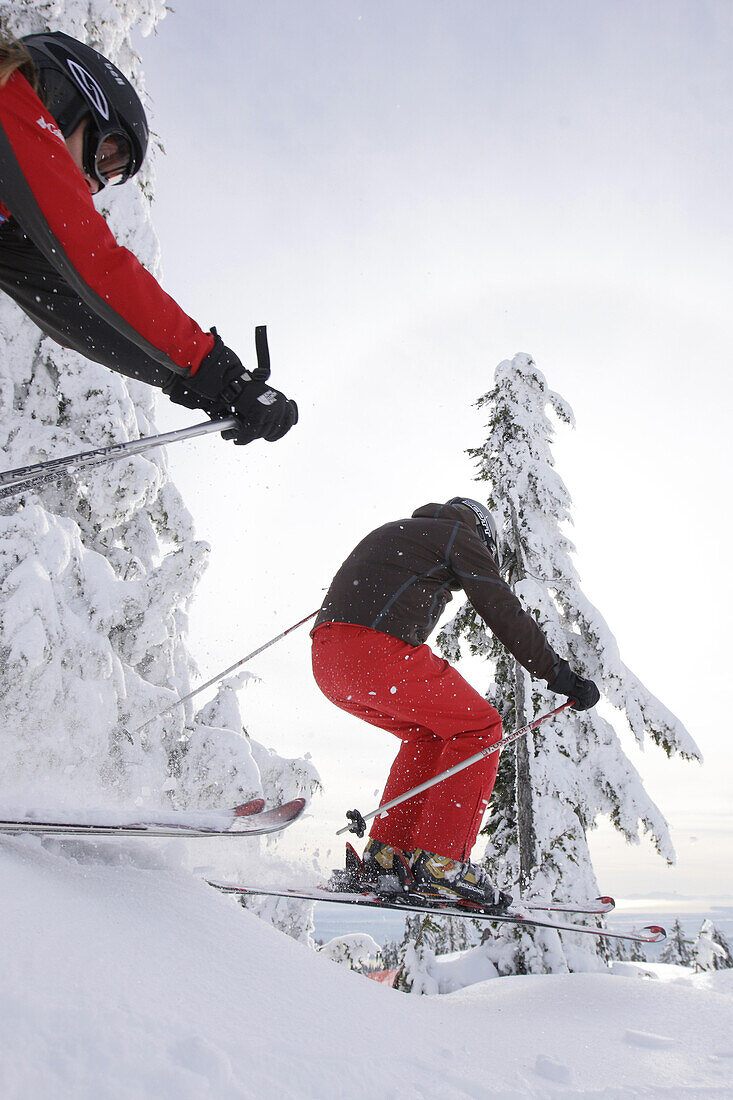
[{"left": 343, "top": 808, "right": 367, "bottom": 837}]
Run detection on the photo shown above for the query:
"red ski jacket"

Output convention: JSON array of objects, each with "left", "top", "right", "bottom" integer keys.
[{"left": 0, "top": 70, "right": 214, "bottom": 377}]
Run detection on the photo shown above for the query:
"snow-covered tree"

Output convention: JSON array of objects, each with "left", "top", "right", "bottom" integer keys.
[
  {"left": 393, "top": 913, "right": 441, "bottom": 992},
  {"left": 392, "top": 910, "right": 475, "bottom": 993},
  {"left": 691, "top": 920, "right": 732, "bottom": 972},
  {"left": 430, "top": 913, "right": 477, "bottom": 955},
  {"left": 319, "top": 933, "right": 383, "bottom": 973},
  {"left": 380, "top": 938, "right": 402, "bottom": 970},
  {"left": 396, "top": 914, "right": 500, "bottom": 995},
  {"left": 709, "top": 926, "right": 733, "bottom": 970},
  {"left": 605, "top": 932, "right": 650, "bottom": 965},
  {"left": 0, "top": 1, "right": 318, "bottom": 864},
  {"left": 437, "top": 353, "right": 700, "bottom": 976},
  {"left": 659, "top": 919, "right": 693, "bottom": 968}
]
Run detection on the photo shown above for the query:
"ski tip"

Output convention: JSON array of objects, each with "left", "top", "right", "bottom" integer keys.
[
  {"left": 265, "top": 798, "right": 307, "bottom": 825},
  {"left": 233, "top": 798, "right": 266, "bottom": 818},
  {"left": 227, "top": 797, "right": 306, "bottom": 835},
  {"left": 644, "top": 925, "right": 667, "bottom": 942},
  {"left": 208, "top": 880, "right": 244, "bottom": 894},
  {"left": 597, "top": 896, "right": 616, "bottom": 912}
]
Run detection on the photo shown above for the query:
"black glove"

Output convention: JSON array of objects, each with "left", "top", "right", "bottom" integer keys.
[
  {"left": 547, "top": 660, "right": 600, "bottom": 712},
  {"left": 162, "top": 373, "right": 220, "bottom": 417},
  {"left": 164, "top": 329, "right": 297, "bottom": 445}
]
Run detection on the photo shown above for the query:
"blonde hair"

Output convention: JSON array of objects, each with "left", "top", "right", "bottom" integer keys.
[{"left": 0, "top": 30, "right": 38, "bottom": 90}]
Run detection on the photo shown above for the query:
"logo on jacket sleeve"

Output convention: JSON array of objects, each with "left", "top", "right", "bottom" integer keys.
[{"left": 36, "top": 116, "right": 65, "bottom": 142}]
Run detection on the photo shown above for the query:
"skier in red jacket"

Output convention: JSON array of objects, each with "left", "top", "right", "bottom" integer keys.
[
  {"left": 312, "top": 499, "right": 600, "bottom": 910},
  {"left": 0, "top": 31, "right": 297, "bottom": 445}
]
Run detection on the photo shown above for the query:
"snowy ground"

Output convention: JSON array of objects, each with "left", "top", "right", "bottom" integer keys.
[{"left": 1, "top": 838, "right": 732, "bottom": 1099}]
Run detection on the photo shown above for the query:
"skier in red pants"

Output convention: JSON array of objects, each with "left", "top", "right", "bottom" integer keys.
[{"left": 311, "top": 499, "right": 600, "bottom": 910}]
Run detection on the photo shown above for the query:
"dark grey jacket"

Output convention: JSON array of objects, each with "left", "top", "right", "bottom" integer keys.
[{"left": 315, "top": 503, "right": 563, "bottom": 683}]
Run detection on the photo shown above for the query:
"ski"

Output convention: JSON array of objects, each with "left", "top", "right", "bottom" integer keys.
[
  {"left": 520, "top": 895, "right": 615, "bottom": 915},
  {"left": 207, "top": 881, "right": 665, "bottom": 945},
  {"left": 0, "top": 797, "right": 305, "bottom": 838}
]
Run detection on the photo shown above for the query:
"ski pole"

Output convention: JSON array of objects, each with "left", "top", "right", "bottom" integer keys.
[
  {"left": 125, "top": 609, "right": 320, "bottom": 741},
  {"left": 0, "top": 417, "right": 238, "bottom": 499},
  {"left": 1, "top": 325, "right": 275, "bottom": 499},
  {"left": 337, "top": 701, "right": 574, "bottom": 837}
]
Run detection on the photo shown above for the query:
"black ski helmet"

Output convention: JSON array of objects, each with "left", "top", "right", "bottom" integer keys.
[
  {"left": 447, "top": 497, "right": 500, "bottom": 560},
  {"left": 22, "top": 31, "right": 148, "bottom": 187}
]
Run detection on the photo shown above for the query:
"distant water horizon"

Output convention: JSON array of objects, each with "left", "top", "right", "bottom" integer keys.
[{"left": 313, "top": 895, "right": 733, "bottom": 954}]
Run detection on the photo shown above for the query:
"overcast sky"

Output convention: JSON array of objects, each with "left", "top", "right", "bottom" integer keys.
[{"left": 132, "top": 1, "right": 732, "bottom": 902}]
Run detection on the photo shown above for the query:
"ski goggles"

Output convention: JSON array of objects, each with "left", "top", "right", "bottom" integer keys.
[{"left": 82, "top": 127, "right": 135, "bottom": 188}]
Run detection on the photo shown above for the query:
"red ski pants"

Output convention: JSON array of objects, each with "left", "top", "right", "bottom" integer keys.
[{"left": 311, "top": 622, "right": 502, "bottom": 860}]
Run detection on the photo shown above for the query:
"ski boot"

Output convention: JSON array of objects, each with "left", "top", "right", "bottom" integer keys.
[
  {"left": 360, "top": 838, "right": 414, "bottom": 894},
  {"left": 329, "top": 839, "right": 413, "bottom": 895},
  {"left": 409, "top": 849, "right": 512, "bottom": 912}
]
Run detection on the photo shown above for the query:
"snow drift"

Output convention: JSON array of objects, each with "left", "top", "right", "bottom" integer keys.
[{"left": 1, "top": 837, "right": 732, "bottom": 1099}]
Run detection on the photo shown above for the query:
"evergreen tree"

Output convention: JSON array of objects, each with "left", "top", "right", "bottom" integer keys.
[
  {"left": 437, "top": 354, "right": 700, "bottom": 976},
  {"left": 381, "top": 938, "right": 402, "bottom": 970},
  {"left": 394, "top": 912, "right": 444, "bottom": 993},
  {"left": 691, "top": 920, "right": 731, "bottom": 972},
  {"left": 319, "top": 933, "right": 383, "bottom": 973},
  {"left": 710, "top": 926, "right": 733, "bottom": 970},
  {"left": 604, "top": 933, "right": 651, "bottom": 965},
  {"left": 396, "top": 914, "right": 501, "bottom": 995},
  {"left": 0, "top": 0, "right": 318, "bottom": 869},
  {"left": 626, "top": 934, "right": 650, "bottom": 965},
  {"left": 430, "top": 913, "right": 477, "bottom": 955},
  {"left": 659, "top": 919, "right": 693, "bottom": 967}
]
